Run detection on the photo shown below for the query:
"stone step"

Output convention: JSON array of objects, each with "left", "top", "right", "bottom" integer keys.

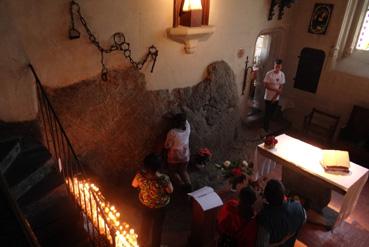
[
  {"left": 0, "top": 183, "right": 33, "bottom": 247},
  {"left": 17, "top": 162, "right": 64, "bottom": 207},
  {"left": 4, "top": 145, "right": 51, "bottom": 188},
  {"left": 1, "top": 135, "right": 90, "bottom": 246},
  {"left": 10, "top": 158, "right": 56, "bottom": 200},
  {"left": 0, "top": 137, "right": 20, "bottom": 159},
  {"left": 247, "top": 106, "right": 262, "bottom": 117},
  {"left": 243, "top": 112, "right": 264, "bottom": 127},
  {"left": 0, "top": 140, "right": 21, "bottom": 174},
  {"left": 19, "top": 137, "right": 47, "bottom": 156},
  {"left": 21, "top": 184, "right": 68, "bottom": 217},
  {"left": 26, "top": 184, "right": 90, "bottom": 247}
]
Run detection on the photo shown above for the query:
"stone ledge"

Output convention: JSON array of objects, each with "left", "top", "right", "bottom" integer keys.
[{"left": 167, "top": 25, "right": 215, "bottom": 54}]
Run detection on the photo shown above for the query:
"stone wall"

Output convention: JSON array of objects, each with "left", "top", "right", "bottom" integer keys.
[
  {"left": 0, "top": 0, "right": 294, "bottom": 122},
  {"left": 46, "top": 61, "right": 239, "bottom": 181}
]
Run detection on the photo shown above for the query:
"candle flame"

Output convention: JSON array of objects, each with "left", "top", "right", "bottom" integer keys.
[{"left": 66, "top": 177, "right": 139, "bottom": 247}]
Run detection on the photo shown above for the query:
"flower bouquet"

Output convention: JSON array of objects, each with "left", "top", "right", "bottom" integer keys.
[
  {"left": 216, "top": 160, "right": 253, "bottom": 191},
  {"left": 264, "top": 135, "right": 278, "bottom": 149}
]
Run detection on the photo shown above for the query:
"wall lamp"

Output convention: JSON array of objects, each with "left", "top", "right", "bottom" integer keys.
[
  {"left": 168, "top": 0, "right": 214, "bottom": 53},
  {"left": 180, "top": 0, "right": 203, "bottom": 27}
]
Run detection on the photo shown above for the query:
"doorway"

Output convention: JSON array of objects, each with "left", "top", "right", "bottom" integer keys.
[
  {"left": 246, "top": 28, "right": 285, "bottom": 119},
  {"left": 247, "top": 34, "right": 271, "bottom": 116}
]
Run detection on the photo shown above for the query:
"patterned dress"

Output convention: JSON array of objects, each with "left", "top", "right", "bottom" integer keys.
[{"left": 134, "top": 171, "right": 171, "bottom": 209}]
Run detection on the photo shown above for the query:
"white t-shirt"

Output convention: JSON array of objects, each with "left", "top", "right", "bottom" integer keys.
[
  {"left": 165, "top": 120, "right": 191, "bottom": 163},
  {"left": 263, "top": 70, "right": 286, "bottom": 101}
]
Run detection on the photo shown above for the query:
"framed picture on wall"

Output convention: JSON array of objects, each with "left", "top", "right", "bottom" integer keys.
[{"left": 308, "top": 3, "right": 334, "bottom": 35}]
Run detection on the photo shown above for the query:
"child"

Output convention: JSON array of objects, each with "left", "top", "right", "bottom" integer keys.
[
  {"left": 164, "top": 113, "right": 192, "bottom": 191},
  {"left": 217, "top": 186, "right": 258, "bottom": 247},
  {"left": 132, "top": 153, "right": 173, "bottom": 247}
]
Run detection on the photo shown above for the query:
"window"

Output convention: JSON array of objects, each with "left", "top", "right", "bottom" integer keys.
[
  {"left": 333, "top": 0, "right": 369, "bottom": 58},
  {"left": 356, "top": 6, "right": 369, "bottom": 50},
  {"left": 333, "top": 0, "right": 369, "bottom": 78},
  {"left": 329, "top": 0, "right": 369, "bottom": 78}
]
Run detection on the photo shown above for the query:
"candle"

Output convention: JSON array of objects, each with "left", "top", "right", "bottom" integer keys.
[{"left": 65, "top": 177, "right": 138, "bottom": 246}]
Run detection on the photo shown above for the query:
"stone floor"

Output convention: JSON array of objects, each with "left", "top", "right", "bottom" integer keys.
[{"left": 102, "top": 118, "right": 369, "bottom": 247}]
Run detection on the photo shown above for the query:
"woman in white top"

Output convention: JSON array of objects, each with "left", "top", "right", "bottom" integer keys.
[{"left": 165, "top": 113, "right": 192, "bottom": 191}]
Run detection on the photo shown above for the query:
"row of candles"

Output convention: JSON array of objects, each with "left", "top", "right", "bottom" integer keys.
[{"left": 65, "top": 177, "right": 139, "bottom": 247}]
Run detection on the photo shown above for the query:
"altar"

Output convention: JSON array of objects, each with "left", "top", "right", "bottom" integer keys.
[{"left": 254, "top": 134, "right": 369, "bottom": 229}]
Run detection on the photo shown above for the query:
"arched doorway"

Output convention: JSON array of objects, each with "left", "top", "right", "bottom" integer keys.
[{"left": 246, "top": 28, "right": 286, "bottom": 120}]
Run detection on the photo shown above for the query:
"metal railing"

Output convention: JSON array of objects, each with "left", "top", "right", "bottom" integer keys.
[
  {"left": 0, "top": 168, "right": 41, "bottom": 247},
  {"left": 29, "top": 64, "right": 137, "bottom": 247}
]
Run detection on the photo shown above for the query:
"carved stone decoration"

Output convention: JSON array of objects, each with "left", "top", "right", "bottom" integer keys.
[
  {"left": 268, "top": 0, "right": 296, "bottom": 20},
  {"left": 45, "top": 61, "right": 239, "bottom": 182}
]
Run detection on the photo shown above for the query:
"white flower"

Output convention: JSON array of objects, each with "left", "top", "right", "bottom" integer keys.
[
  {"left": 242, "top": 160, "right": 249, "bottom": 167},
  {"left": 215, "top": 163, "right": 221, "bottom": 168},
  {"left": 224, "top": 160, "right": 231, "bottom": 167}
]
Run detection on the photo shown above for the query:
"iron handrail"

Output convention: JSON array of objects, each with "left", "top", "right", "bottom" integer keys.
[
  {"left": 29, "top": 64, "right": 85, "bottom": 176},
  {"left": 0, "top": 168, "right": 41, "bottom": 247},
  {"left": 29, "top": 64, "right": 122, "bottom": 246}
]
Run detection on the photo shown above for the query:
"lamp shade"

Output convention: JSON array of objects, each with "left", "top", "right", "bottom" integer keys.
[
  {"left": 182, "top": 0, "right": 203, "bottom": 11},
  {"left": 180, "top": 0, "right": 203, "bottom": 27}
]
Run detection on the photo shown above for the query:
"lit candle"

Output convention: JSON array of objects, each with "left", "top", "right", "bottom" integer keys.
[{"left": 65, "top": 177, "right": 138, "bottom": 246}]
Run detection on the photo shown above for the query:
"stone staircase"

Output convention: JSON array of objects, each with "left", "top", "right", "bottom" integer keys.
[{"left": 0, "top": 137, "right": 90, "bottom": 247}]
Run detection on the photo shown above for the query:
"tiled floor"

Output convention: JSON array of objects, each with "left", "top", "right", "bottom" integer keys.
[{"left": 104, "top": 120, "right": 369, "bottom": 247}]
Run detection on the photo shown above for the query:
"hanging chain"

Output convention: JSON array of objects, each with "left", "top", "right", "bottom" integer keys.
[
  {"left": 69, "top": 1, "right": 80, "bottom": 39},
  {"left": 69, "top": 1, "right": 159, "bottom": 81}
]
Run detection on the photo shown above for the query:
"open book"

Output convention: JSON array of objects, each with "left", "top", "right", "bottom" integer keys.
[
  {"left": 188, "top": 186, "right": 223, "bottom": 211},
  {"left": 321, "top": 150, "right": 350, "bottom": 172}
]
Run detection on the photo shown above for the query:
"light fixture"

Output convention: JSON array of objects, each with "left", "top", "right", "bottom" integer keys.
[
  {"left": 182, "top": 0, "right": 203, "bottom": 11},
  {"left": 180, "top": 0, "right": 203, "bottom": 27},
  {"left": 168, "top": 0, "right": 214, "bottom": 53}
]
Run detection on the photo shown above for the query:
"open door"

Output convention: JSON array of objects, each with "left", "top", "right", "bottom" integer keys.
[
  {"left": 248, "top": 34, "right": 271, "bottom": 116},
  {"left": 247, "top": 29, "right": 285, "bottom": 118}
]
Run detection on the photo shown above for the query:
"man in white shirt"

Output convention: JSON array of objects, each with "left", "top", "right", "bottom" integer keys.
[{"left": 263, "top": 59, "right": 286, "bottom": 132}]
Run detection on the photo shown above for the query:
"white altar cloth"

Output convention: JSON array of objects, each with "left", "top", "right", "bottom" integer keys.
[{"left": 253, "top": 134, "right": 369, "bottom": 228}]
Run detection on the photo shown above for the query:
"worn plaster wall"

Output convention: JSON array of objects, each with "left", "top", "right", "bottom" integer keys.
[
  {"left": 0, "top": 0, "right": 294, "bottom": 122},
  {"left": 283, "top": 0, "right": 369, "bottom": 129},
  {"left": 0, "top": 1, "right": 37, "bottom": 121}
]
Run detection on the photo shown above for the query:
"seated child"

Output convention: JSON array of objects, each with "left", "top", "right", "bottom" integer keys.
[{"left": 217, "top": 186, "right": 258, "bottom": 247}]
